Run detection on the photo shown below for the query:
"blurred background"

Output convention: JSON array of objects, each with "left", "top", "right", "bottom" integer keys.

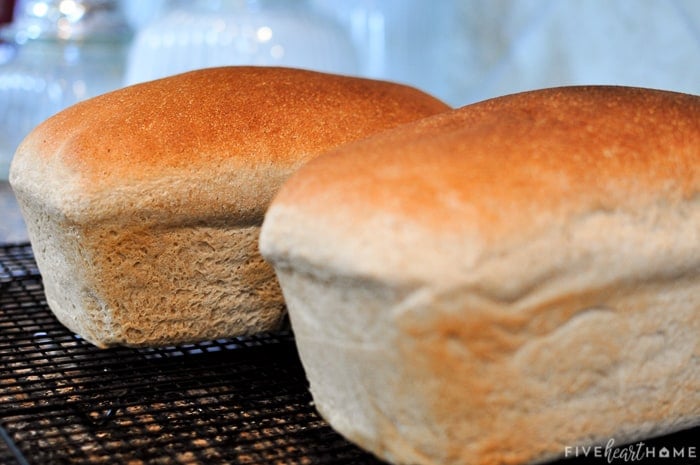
[{"left": 1, "top": 0, "right": 699, "bottom": 242}]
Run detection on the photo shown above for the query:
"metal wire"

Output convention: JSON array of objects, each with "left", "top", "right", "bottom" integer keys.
[
  {"left": 0, "top": 243, "right": 384, "bottom": 465},
  {"left": 1, "top": 243, "right": 698, "bottom": 465}
]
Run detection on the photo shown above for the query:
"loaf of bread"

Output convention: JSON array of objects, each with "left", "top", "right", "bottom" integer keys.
[
  {"left": 9, "top": 66, "right": 449, "bottom": 348},
  {"left": 260, "top": 86, "right": 700, "bottom": 465}
]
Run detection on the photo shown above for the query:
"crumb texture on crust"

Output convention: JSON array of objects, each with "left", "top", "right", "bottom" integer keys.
[{"left": 23, "top": 193, "right": 285, "bottom": 347}]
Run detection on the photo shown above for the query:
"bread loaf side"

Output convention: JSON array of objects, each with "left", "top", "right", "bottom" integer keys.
[
  {"left": 10, "top": 66, "right": 450, "bottom": 347},
  {"left": 260, "top": 86, "right": 700, "bottom": 465}
]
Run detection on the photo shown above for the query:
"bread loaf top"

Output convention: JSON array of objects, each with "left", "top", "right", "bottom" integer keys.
[
  {"left": 261, "top": 86, "right": 700, "bottom": 293},
  {"left": 10, "top": 66, "right": 449, "bottom": 224}
]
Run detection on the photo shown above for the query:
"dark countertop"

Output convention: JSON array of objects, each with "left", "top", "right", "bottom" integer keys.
[{"left": 0, "top": 181, "right": 28, "bottom": 244}]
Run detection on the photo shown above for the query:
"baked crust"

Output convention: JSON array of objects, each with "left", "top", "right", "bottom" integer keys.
[
  {"left": 9, "top": 66, "right": 449, "bottom": 347},
  {"left": 12, "top": 66, "right": 449, "bottom": 224},
  {"left": 260, "top": 86, "right": 700, "bottom": 465}
]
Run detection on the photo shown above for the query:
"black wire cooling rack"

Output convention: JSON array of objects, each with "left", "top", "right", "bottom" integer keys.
[
  {"left": 1, "top": 242, "right": 698, "bottom": 465},
  {"left": 0, "top": 242, "right": 386, "bottom": 465}
]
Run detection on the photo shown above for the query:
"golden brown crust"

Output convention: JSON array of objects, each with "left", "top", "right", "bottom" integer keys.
[
  {"left": 8, "top": 66, "right": 449, "bottom": 348},
  {"left": 271, "top": 86, "right": 700, "bottom": 245},
  {"left": 260, "top": 85, "right": 700, "bottom": 465},
  {"left": 17, "top": 66, "right": 449, "bottom": 191}
]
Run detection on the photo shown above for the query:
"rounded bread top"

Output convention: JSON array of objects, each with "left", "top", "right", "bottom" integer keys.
[
  {"left": 261, "top": 86, "right": 700, "bottom": 288},
  {"left": 10, "top": 66, "right": 449, "bottom": 221}
]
